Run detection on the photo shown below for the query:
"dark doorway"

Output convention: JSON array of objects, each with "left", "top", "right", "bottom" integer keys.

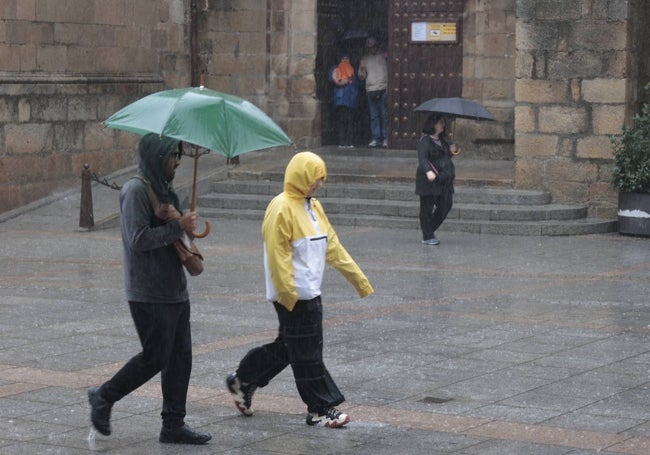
[
  {"left": 315, "top": 0, "right": 388, "bottom": 147},
  {"left": 315, "top": 0, "right": 465, "bottom": 149}
]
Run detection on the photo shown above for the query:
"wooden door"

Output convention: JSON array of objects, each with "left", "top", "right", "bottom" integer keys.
[{"left": 388, "top": 0, "right": 465, "bottom": 149}]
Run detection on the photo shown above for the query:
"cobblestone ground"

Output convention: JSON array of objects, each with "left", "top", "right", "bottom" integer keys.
[{"left": 0, "top": 187, "right": 649, "bottom": 454}]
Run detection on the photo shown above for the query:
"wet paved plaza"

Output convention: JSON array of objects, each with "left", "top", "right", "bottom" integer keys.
[{"left": 0, "top": 163, "right": 649, "bottom": 454}]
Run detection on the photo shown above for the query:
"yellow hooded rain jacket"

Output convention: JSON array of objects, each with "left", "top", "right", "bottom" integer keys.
[{"left": 262, "top": 152, "right": 374, "bottom": 311}]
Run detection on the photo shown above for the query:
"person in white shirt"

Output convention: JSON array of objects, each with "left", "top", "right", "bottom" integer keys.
[{"left": 359, "top": 36, "right": 388, "bottom": 148}]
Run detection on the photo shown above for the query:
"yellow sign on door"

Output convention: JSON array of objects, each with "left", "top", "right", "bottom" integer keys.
[{"left": 410, "top": 22, "right": 458, "bottom": 43}]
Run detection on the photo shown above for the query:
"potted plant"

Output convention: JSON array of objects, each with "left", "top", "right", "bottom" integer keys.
[{"left": 611, "top": 88, "right": 650, "bottom": 236}]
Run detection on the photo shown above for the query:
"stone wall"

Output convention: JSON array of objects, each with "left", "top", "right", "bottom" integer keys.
[
  {"left": 0, "top": 0, "right": 188, "bottom": 213},
  {"left": 514, "top": 0, "right": 635, "bottom": 217},
  {"left": 630, "top": 0, "right": 650, "bottom": 106},
  {"left": 198, "top": 0, "right": 319, "bottom": 148},
  {"left": 460, "top": 0, "right": 516, "bottom": 160}
]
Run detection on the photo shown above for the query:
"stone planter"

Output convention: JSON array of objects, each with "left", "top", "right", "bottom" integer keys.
[{"left": 618, "top": 192, "right": 650, "bottom": 236}]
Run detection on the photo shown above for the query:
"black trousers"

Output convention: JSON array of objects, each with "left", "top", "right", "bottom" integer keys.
[
  {"left": 100, "top": 301, "right": 192, "bottom": 429},
  {"left": 419, "top": 190, "right": 453, "bottom": 240},
  {"left": 236, "top": 297, "right": 344, "bottom": 413},
  {"left": 335, "top": 105, "right": 354, "bottom": 146}
]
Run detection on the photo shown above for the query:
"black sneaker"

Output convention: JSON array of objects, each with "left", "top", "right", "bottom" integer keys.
[
  {"left": 306, "top": 407, "right": 350, "bottom": 428},
  {"left": 226, "top": 372, "right": 256, "bottom": 416},
  {"left": 159, "top": 424, "right": 212, "bottom": 444},
  {"left": 88, "top": 386, "right": 113, "bottom": 436}
]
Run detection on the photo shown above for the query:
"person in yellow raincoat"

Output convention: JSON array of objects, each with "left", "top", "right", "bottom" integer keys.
[{"left": 226, "top": 151, "right": 374, "bottom": 428}]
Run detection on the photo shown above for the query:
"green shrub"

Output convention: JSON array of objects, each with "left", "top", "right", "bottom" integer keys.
[{"left": 611, "top": 94, "right": 650, "bottom": 194}]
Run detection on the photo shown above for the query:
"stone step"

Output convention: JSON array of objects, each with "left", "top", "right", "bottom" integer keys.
[
  {"left": 455, "top": 187, "right": 551, "bottom": 205},
  {"left": 452, "top": 203, "right": 588, "bottom": 222},
  {"left": 315, "top": 146, "right": 419, "bottom": 159},
  {"left": 315, "top": 145, "right": 515, "bottom": 160},
  {"left": 199, "top": 192, "right": 588, "bottom": 222},
  {"left": 227, "top": 156, "right": 515, "bottom": 188},
  {"left": 227, "top": 168, "right": 513, "bottom": 188},
  {"left": 331, "top": 215, "right": 616, "bottom": 236},
  {"left": 313, "top": 146, "right": 444, "bottom": 160},
  {"left": 197, "top": 153, "right": 614, "bottom": 235},
  {"left": 201, "top": 208, "right": 616, "bottom": 236},
  {"left": 313, "top": 142, "right": 515, "bottom": 161},
  {"left": 209, "top": 181, "right": 550, "bottom": 205}
]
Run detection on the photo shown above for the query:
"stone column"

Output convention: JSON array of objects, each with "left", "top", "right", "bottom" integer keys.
[
  {"left": 514, "top": 0, "right": 635, "bottom": 217},
  {"left": 461, "top": 0, "right": 516, "bottom": 160},
  {"left": 200, "top": 0, "right": 319, "bottom": 148},
  {"left": 267, "top": 0, "right": 319, "bottom": 147},
  {"left": 285, "top": 0, "right": 320, "bottom": 147}
]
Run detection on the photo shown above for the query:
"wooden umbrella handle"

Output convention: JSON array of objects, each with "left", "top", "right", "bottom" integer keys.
[
  {"left": 190, "top": 145, "right": 211, "bottom": 239},
  {"left": 192, "top": 221, "right": 211, "bottom": 239},
  {"left": 449, "top": 117, "right": 462, "bottom": 156}
]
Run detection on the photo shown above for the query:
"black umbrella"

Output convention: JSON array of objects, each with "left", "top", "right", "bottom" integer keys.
[
  {"left": 414, "top": 97, "right": 495, "bottom": 155},
  {"left": 414, "top": 97, "right": 495, "bottom": 121}
]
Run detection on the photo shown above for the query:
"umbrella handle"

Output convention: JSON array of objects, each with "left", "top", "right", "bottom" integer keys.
[
  {"left": 449, "top": 118, "right": 461, "bottom": 156},
  {"left": 192, "top": 221, "right": 211, "bottom": 239},
  {"left": 189, "top": 144, "right": 211, "bottom": 239}
]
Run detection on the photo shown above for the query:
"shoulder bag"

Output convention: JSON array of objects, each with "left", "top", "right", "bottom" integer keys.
[{"left": 133, "top": 176, "right": 204, "bottom": 276}]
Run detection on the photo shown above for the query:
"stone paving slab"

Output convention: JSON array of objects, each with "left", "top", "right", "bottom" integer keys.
[{"left": 0, "top": 166, "right": 649, "bottom": 454}]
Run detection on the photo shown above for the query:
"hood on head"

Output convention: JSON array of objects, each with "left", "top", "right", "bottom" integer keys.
[
  {"left": 283, "top": 151, "right": 327, "bottom": 198},
  {"left": 137, "top": 133, "right": 181, "bottom": 205}
]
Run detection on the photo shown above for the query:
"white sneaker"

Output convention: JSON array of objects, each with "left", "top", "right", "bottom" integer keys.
[
  {"left": 382, "top": 139, "right": 388, "bottom": 148},
  {"left": 368, "top": 140, "right": 379, "bottom": 147},
  {"left": 306, "top": 407, "right": 350, "bottom": 428},
  {"left": 226, "top": 373, "right": 256, "bottom": 416}
]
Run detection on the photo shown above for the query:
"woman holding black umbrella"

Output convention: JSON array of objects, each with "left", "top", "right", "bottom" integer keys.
[{"left": 415, "top": 113, "right": 457, "bottom": 245}]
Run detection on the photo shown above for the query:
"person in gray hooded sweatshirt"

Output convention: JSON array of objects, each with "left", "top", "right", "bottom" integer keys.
[{"left": 87, "top": 133, "right": 212, "bottom": 445}]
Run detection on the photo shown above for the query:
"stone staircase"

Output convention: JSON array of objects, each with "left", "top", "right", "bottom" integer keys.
[{"left": 197, "top": 147, "right": 616, "bottom": 236}]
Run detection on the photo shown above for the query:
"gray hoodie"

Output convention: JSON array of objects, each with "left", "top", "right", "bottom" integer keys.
[{"left": 119, "top": 133, "right": 188, "bottom": 304}]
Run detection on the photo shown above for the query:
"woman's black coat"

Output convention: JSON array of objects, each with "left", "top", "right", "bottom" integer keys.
[{"left": 415, "top": 135, "right": 456, "bottom": 196}]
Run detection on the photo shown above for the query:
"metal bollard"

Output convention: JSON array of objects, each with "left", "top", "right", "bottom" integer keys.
[{"left": 79, "top": 163, "right": 94, "bottom": 229}]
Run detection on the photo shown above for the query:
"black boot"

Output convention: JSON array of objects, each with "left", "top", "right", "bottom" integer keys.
[
  {"left": 87, "top": 386, "right": 113, "bottom": 436},
  {"left": 159, "top": 424, "right": 212, "bottom": 444}
]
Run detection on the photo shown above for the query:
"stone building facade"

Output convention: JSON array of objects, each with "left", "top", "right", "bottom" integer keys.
[
  {"left": 0, "top": 0, "right": 188, "bottom": 212},
  {"left": 513, "top": 0, "right": 649, "bottom": 217},
  {"left": 1, "top": 0, "right": 648, "bottom": 217}
]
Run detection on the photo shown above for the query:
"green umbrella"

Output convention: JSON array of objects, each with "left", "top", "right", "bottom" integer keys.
[
  {"left": 104, "top": 86, "right": 293, "bottom": 238},
  {"left": 104, "top": 86, "right": 292, "bottom": 158}
]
